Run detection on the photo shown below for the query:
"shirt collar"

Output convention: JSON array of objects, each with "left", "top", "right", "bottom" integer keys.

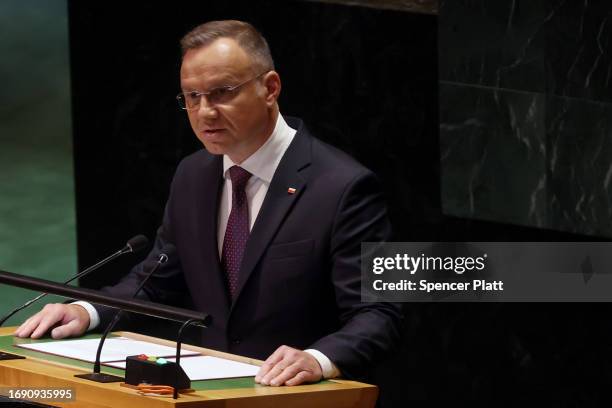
[{"left": 223, "top": 114, "right": 296, "bottom": 184}]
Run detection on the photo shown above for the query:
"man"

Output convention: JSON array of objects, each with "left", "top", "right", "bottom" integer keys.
[{"left": 15, "top": 20, "right": 401, "bottom": 386}]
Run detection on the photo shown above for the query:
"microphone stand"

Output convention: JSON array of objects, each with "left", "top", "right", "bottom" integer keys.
[
  {"left": 0, "top": 235, "right": 148, "bottom": 327},
  {"left": 173, "top": 318, "right": 202, "bottom": 399},
  {"left": 76, "top": 252, "right": 169, "bottom": 383},
  {"left": 0, "top": 236, "right": 148, "bottom": 362}
]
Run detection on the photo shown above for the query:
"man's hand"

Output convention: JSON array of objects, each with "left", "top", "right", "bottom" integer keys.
[
  {"left": 14, "top": 303, "right": 90, "bottom": 339},
  {"left": 255, "top": 345, "right": 323, "bottom": 386}
]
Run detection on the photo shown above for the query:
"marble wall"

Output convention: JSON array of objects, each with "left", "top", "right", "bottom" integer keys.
[
  {"left": 439, "top": 0, "right": 612, "bottom": 237},
  {"left": 304, "top": 0, "right": 438, "bottom": 14}
]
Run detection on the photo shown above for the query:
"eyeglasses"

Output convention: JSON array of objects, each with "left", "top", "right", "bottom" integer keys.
[{"left": 176, "top": 71, "right": 268, "bottom": 111}]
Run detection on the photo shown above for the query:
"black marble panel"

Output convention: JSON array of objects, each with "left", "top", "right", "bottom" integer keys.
[
  {"left": 440, "top": 0, "right": 612, "bottom": 237},
  {"left": 440, "top": 82, "right": 547, "bottom": 229},
  {"left": 438, "top": 0, "right": 548, "bottom": 92},
  {"left": 547, "top": 95, "right": 612, "bottom": 237},
  {"left": 440, "top": 0, "right": 612, "bottom": 103},
  {"left": 303, "top": 0, "right": 438, "bottom": 14},
  {"left": 545, "top": 0, "right": 612, "bottom": 103}
]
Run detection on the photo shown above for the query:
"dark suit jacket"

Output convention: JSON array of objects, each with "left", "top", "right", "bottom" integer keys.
[{"left": 97, "top": 117, "right": 401, "bottom": 379}]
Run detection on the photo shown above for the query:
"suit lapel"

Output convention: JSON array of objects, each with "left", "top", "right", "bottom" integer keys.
[
  {"left": 194, "top": 155, "right": 231, "bottom": 308},
  {"left": 231, "top": 127, "right": 312, "bottom": 306}
]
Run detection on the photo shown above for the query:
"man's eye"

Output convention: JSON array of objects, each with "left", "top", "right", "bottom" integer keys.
[
  {"left": 208, "top": 87, "right": 234, "bottom": 102},
  {"left": 187, "top": 92, "right": 201, "bottom": 102}
]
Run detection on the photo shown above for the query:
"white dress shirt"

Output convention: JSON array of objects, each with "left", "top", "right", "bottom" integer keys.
[
  {"left": 75, "top": 114, "right": 339, "bottom": 379},
  {"left": 217, "top": 113, "right": 295, "bottom": 256}
]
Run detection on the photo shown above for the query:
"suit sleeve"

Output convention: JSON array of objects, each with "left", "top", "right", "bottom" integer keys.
[
  {"left": 309, "top": 170, "right": 402, "bottom": 379},
  {"left": 93, "top": 164, "right": 190, "bottom": 329}
]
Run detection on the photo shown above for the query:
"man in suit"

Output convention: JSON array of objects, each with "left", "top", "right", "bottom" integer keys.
[{"left": 15, "top": 20, "right": 401, "bottom": 386}]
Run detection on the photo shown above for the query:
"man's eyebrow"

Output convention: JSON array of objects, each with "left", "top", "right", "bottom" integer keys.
[
  {"left": 210, "top": 74, "right": 243, "bottom": 86},
  {"left": 181, "top": 73, "right": 242, "bottom": 90}
]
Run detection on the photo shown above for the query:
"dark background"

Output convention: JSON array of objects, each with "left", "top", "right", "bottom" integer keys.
[{"left": 69, "top": 1, "right": 612, "bottom": 406}]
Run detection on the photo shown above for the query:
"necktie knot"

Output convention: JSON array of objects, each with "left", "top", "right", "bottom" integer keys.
[{"left": 229, "top": 166, "right": 252, "bottom": 192}]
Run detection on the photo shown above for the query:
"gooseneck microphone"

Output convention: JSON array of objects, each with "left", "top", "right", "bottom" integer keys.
[
  {"left": 76, "top": 245, "right": 175, "bottom": 383},
  {"left": 0, "top": 235, "right": 149, "bottom": 327}
]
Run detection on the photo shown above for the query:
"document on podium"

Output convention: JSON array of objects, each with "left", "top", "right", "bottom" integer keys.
[
  {"left": 16, "top": 336, "right": 199, "bottom": 363},
  {"left": 105, "top": 355, "right": 260, "bottom": 380}
]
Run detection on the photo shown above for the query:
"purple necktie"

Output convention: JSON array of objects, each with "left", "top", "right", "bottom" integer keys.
[{"left": 221, "top": 166, "right": 252, "bottom": 299}]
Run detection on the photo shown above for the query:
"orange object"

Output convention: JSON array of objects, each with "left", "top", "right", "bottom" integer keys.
[{"left": 136, "top": 383, "right": 174, "bottom": 396}]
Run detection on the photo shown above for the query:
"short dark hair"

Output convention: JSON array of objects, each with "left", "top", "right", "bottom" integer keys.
[{"left": 180, "top": 20, "right": 275, "bottom": 72}]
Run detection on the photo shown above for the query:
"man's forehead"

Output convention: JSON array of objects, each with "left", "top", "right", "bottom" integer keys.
[
  {"left": 180, "top": 65, "right": 242, "bottom": 85},
  {"left": 180, "top": 38, "right": 253, "bottom": 82}
]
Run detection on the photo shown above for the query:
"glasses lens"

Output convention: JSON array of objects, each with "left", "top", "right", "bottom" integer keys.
[
  {"left": 177, "top": 92, "right": 203, "bottom": 110},
  {"left": 176, "top": 94, "right": 187, "bottom": 109},
  {"left": 185, "top": 91, "right": 202, "bottom": 109},
  {"left": 208, "top": 87, "right": 236, "bottom": 105}
]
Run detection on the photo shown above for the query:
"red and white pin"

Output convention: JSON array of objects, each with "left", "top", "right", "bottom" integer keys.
[{"left": 287, "top": 187, "right": 297, "bottom": 195}]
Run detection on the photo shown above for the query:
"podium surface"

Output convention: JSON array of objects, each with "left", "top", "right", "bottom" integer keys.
[{"left": 0, "top": 327, "right": 377, "bottom": 407}]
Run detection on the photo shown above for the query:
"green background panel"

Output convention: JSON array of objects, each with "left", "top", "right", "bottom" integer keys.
[{"left": 0, "top": 1, "right": 77, "bottom": 324}]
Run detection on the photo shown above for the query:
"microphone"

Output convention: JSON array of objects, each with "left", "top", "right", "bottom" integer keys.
[
  {"left": 0, "top": 235, "right": 149, "bottom": 327},
  {"left": 76, "top": 245, "right": 175, "bottom": 383}
]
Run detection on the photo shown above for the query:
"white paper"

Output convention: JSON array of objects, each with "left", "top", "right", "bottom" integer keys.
[
  {"left": 16, "top": 337, "right": 198, "bottom": 363},
  {"left": 105, "top": 355, "right": 260, "bottom": 380}
]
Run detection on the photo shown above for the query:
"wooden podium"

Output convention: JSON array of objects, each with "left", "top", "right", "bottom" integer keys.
[{"left": 0, "top": 327, "right": 377, "bottom": 407}]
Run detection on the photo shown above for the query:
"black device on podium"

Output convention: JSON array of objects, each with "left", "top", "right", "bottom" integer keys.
[
  {"left": 124, "top": 318, "right": 203, "bottom": 398},
  {"left": 125, "top": 355, "right": 190, "bottom": 390}
]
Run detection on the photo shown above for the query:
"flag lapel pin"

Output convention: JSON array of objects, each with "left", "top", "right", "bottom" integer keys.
[{"left": 287, "top": 187, "right": 297, "bottom": 194}]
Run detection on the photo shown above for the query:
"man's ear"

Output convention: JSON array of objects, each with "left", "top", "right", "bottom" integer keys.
[{"left": 262, "top": 71, "right": 281, "bottom": 106}]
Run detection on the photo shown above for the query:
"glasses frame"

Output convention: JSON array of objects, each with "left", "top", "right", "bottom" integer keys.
[{"left": 176, "top": 71, "right": 269, "bottom": 111}]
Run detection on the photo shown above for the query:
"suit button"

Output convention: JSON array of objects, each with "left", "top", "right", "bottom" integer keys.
[{"left": 231, "top": 338, "right": 241, "bottom": 345}]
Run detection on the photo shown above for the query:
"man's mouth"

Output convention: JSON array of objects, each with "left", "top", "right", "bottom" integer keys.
[{"left": 201, "top": 128, "right": 226, "bottom": 137}]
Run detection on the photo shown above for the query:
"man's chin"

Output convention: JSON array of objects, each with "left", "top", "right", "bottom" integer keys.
[{"left": 199, "top": 140, "right": 227, "bottom": 155}]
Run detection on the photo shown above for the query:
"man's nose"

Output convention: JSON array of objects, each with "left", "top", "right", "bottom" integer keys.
[{"left": 196, "top": 96, "right": 218, "bottom": 118}]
